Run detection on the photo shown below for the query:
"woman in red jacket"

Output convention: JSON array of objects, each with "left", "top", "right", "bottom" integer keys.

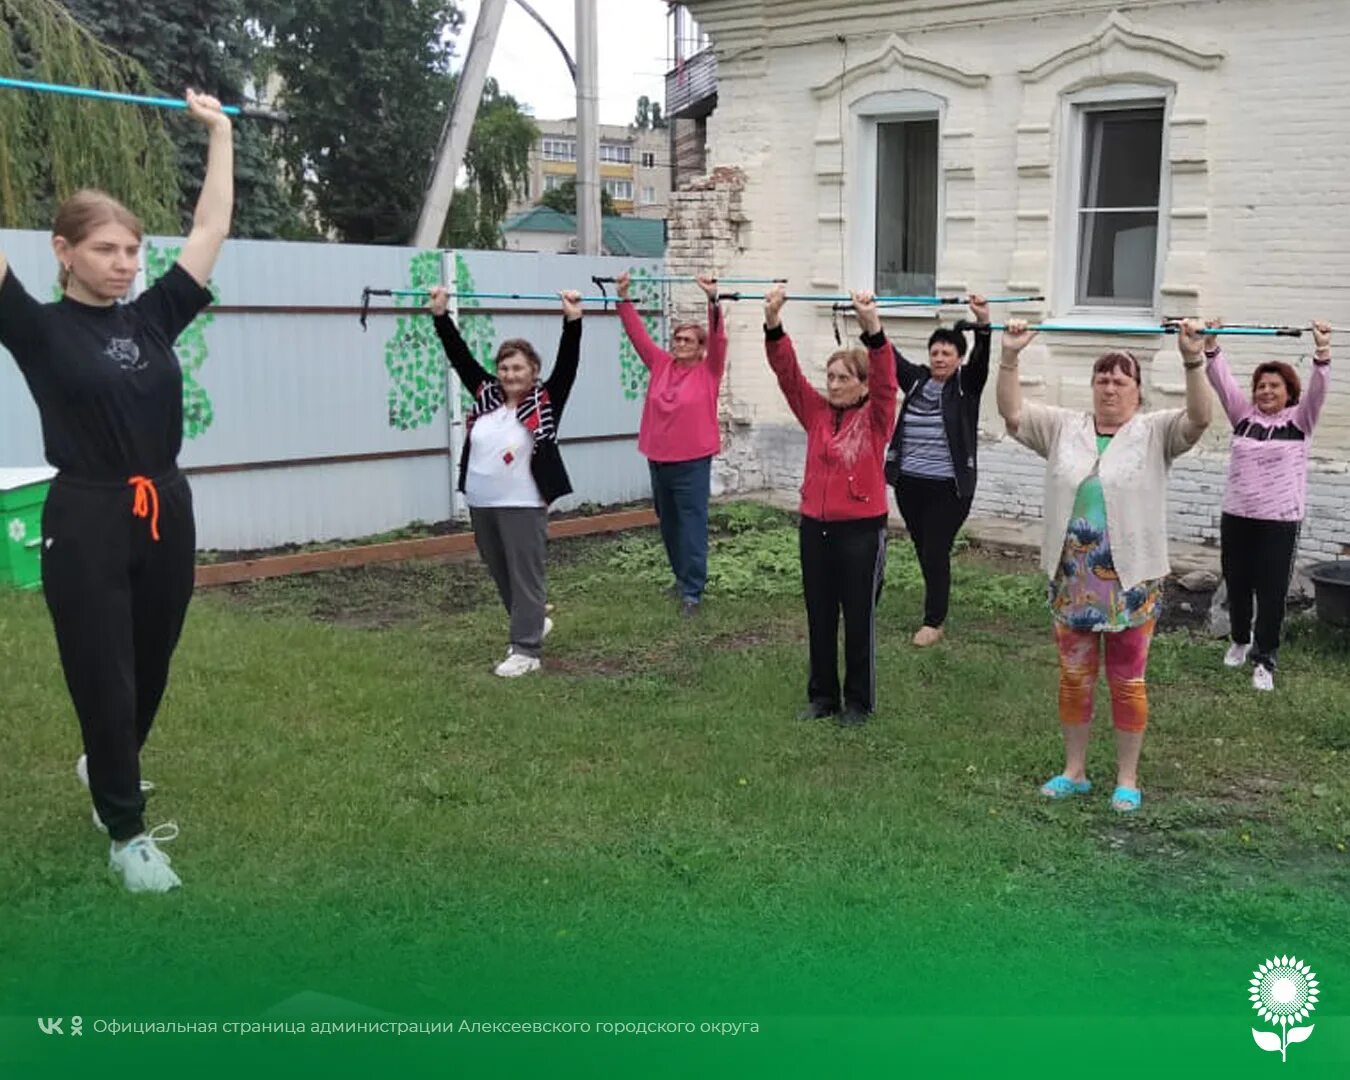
[{"left": 763, "top": 286, "right": 899, "bottom": 726}]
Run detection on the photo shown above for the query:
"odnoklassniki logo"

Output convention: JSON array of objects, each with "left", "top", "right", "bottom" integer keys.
[{"left": 1250, "top": 956, "right": 1319, "bottom": 1062}]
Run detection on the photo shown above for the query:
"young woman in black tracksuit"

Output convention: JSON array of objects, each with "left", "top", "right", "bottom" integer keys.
[
  {"left": 885, "top": 295, "right": 991, "bottom": 646},
  {"left": 430, "top": 286, "right": 583, "bottom": 677},
  {"left": 0, "top": 90, "right": 232, "bottom": 894}
]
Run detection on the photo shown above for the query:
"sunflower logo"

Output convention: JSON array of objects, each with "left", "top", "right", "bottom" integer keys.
[
  {"left": 1249, "top": 955, "right": 1319, "bottom": 1061},
  {"left": 7, "top": 517, "right": 25, "bottom": 544}
]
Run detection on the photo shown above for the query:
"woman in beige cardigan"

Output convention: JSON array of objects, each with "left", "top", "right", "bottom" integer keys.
[{"left": 996, "top": 320, "right": 1211, "bottom": 812}]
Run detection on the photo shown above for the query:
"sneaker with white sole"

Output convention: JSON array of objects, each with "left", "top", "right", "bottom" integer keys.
[
  {"left": 76, "top": 754, "right": 155, "bottom": 833},
  {"left": 108, "top": 823, "right": 181, "bottom": 894},
  {"left": 1252, "top": 664, "right": 1274, "bottom": 692},
  {"left": 1224, "top": 642, "right": 1251, "bottom": 668},
  {"left": 494, "top": 651, "right": 541, "bottom": 677}
]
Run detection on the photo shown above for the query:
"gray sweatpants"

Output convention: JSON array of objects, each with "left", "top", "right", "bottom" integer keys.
[{"left": 469, "top": 506, "right": 548, "bottom": 657}]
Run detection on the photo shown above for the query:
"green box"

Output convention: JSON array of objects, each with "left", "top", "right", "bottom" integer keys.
[{"left": 0, "top": 467, "right": 56, "bottom": 590}]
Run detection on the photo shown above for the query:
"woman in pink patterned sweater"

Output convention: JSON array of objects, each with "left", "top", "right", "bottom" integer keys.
[{"left": 1206, "top": 320, "right": 1333, "bottom": 691}]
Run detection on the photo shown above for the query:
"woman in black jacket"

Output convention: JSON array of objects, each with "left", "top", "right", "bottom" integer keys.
[
  {"left": 431, "top": 286, "right": 583, "bottom": 676},
  {"left": 885, "top": 295, "right": 990, "bottom": 646}
]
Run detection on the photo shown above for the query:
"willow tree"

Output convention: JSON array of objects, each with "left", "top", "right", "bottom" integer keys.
[{"left": 0, "top": 0, "right": 178, "bottom": 230}]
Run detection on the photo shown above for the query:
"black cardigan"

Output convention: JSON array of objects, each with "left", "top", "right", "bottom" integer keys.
[
  {"left": 882, "top": 328, "right": 991, "bottom": 499},
  {"left": 434, "top": 313, "right": 582, "bottom": 506}
]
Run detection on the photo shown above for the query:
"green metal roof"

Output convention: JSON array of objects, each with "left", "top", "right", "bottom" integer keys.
[{"left": 502, "top": 207, "right": 666, "bottom": 258}]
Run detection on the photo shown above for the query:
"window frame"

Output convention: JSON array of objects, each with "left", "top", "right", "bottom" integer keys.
[
  {"left": 1055, "top": 84, "right": 1172, "bottom": 322},
  {"left": 849, "top": 90, "right": 945, "bottom": 297},
  {"left": 542, "top": 138, "right": 577, "bottom": 162}
]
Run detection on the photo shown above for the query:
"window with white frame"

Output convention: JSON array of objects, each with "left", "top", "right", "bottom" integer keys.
[
  {"left": 542, "top": 138, "right": 576, "bottom": 161},
  {"left": 600, "top": 143, "right": 632, "bottom": 164},
  {"left": 603, "top": 179, "right": 634, "bottom": 201},
  {"left": 641, "top": 186, "right": 657, "bottom": 205},
  {"left": 874, "top": 118, "right": 939, "bottom": 297},
  {"left": 641, "top": 151, "right": 656, "bottom": 168},
  {"left": 1072, "top": 102, "right": 1165, "bottom": 308},
  {"left": 543, "top": 173, "right": 566, "bottom": 192}
]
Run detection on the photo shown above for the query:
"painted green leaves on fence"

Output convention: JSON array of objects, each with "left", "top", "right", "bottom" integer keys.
[
  {"left": 145, "top": 240, "right": 216, "bottom": 439},
  {"left": 383, "top": 250, "right": 445, "bottom": 431},
  {"left": 452, "top": 252, "right": 497, "bottom": 412},
  {"left": 619, "top": 267, "right": 658, "bottom": 401}
]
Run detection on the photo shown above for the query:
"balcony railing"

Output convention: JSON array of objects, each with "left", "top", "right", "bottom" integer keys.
[{"left": 665, "top": 46, "right": 718, "bottom": 120}]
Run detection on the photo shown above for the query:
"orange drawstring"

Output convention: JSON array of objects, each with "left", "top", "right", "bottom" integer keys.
[{"left": 127, "top": 476, "right": 161, "bottom": 541}]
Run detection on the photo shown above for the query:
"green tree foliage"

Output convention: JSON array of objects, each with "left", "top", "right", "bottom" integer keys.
[
  {"left": 257, "top": 0, "right": 464, "bottom": 244},
  {"left": 537, "top": 177, "right": 618, "bottom": 218},
  {"left": 61, "top": 0, "right": 304, "bottom": 239},
  {"left": 452, "top": 77, "right": 538, "bottom": 248},
  {"left": 0, "top": 0, "right": 179, "bottom": 230},
  {"left": 633, "top": 94, "right": 666, "bottom": 131},
  {"left": 257, "top": 1, "right": 535, "bottom": 248}
]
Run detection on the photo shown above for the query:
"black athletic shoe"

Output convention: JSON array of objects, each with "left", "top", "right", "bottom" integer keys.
[
  {"left": 796, "top": 702, "right": 837, "bottom": 721},
  {"left": 836, "top": 708, "right": 870, "bottom": 728}
]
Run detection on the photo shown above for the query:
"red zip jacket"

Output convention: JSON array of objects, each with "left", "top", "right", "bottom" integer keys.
[{"left": 765, "top": 326, "right": 899, "bottom": 521}]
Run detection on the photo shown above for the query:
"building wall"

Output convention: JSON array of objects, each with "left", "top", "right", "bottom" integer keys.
[
  {"left": 509, "top": 119, "right": 672, "bottom": 220},
  {"left": 677, "top": 0, "right": 1350, "bottom": 557}
]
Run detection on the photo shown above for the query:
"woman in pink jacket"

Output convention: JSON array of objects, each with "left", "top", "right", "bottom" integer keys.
[
  {"left": 1206, "top": 320, "right": 1333, "bottom": 691},
  {"left": 616, "top": 271, "right": 726, "bottom": 616}
]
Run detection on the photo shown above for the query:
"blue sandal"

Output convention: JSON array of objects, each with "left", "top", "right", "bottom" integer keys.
[
  {"left": 1111, "top": 786, "right": 1142, "bottom": 813},
  {"left": 1040, "top": 774, "right": 1091, "bottom": 799}
]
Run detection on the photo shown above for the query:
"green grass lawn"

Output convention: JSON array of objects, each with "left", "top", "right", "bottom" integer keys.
[{"left": 1, "top": 503, "right": 1346, "bottom": 1077}]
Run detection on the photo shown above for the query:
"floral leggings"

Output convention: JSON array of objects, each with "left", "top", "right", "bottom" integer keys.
[{"left": 1052, "top": 618, "right": 1156, "bottom": 733}]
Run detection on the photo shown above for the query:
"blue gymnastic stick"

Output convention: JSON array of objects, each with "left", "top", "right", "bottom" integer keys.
[
  {"left": 954, "top": 320, "right": 1303, "bottom": 337},
  {"left": 0, "top": 75, "right": 287, "bottom": 122}
]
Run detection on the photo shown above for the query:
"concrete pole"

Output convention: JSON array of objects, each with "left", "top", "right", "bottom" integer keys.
[
  {"left": 574, "top": 0, "right": 602, "bottom": 255},
  {"left": 412, "top": 0, "right": 508, "bottom": 248}
]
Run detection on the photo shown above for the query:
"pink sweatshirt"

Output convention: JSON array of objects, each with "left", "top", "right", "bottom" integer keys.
[
  {"left": 1206, "top": 348, "right": 1330, "bottom": 521},
  {"left": 619, "top": 299, "right": 726, "bottom": 463}
]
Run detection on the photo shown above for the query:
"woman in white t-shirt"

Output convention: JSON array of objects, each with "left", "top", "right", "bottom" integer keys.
[{"left": 431, "top": 288, "right": 583, "bottom": 676}]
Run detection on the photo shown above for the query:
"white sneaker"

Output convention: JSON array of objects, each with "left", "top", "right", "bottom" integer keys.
[
  {"left": 1252, "top": 664, "right": 1275, "bottom": 692},
  {"left": 1223, "top": 642, "right": 1251, "bottom": 668},
  {"left": 494, "top": 651, "right": 541, "bottom": 678},
  {"left": 108, "top": 824, "right": 181, "bottom": 893},
  {"left": 76, "top": 754, "right": 155, "bottom": 833},
  {"left": 542, "top": 616, "right": 553, "bottom": 640}
]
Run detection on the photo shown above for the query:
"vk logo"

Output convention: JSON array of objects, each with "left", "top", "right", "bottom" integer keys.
[{"left": 37, "top": 1017, "right": 63, "bottom": 1035}]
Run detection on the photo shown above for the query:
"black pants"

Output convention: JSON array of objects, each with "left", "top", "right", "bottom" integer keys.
[
  {"left": 41, "top": 472, "right": 196, "bottom": 841},
  {"left": 799, "top": 516, "right": 887, "bottom": 715},
  {"left": 1220, "top": 512, "right": 1300, "bottom": 671},
  {"left": 893, "top": 474, "right": 973, "bottom": 628}
]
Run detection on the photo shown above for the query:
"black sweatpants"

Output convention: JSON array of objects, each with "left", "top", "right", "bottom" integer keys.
[
  {"left": 41, "top": 472, "right": 196, "bottom": 841},
  {"left": 893, "top": 474, "right": 974, "bottom": 629},
  {"left": 1220, "top": 512, "right": 1300, "bottom": 671},
  {"left": 799, "top": 515, "right": 888, "bottom": 715}
]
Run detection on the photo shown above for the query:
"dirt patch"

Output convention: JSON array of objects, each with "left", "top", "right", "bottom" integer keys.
[
  {"left": 215, "top": 560, "right": 498, "bottom": 628},
  {"left": 706, "top": 625, "right": 805, "bottom": 651},
  {"left": 198, "top": 500, "right": 653, "bottom": 565}
]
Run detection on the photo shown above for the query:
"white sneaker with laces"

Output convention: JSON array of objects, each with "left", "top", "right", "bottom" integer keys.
[
  {"left": 1252, "top": 664, "right": 1275, "bottom": 692},
  {"left": 1224, "top": 642, "right": 1251, "bottom": 668},
  {"left": 76, "top": 754, "right": 154, "bottom": 833},
  {"left": 108, "top": 824, "right": 181, "bottom": 893},
  {"left": 494, "top": 651, "right": 541, "bottom": 677}
]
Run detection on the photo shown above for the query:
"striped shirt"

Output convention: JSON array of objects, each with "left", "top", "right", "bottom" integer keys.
[{"left": 899, "top": 379, "right": 955, "bottom": 479}]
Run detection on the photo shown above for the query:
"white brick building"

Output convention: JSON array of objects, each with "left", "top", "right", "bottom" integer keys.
[{"left": 670, "top": 1, "right": 1350, "bottom": 560}]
